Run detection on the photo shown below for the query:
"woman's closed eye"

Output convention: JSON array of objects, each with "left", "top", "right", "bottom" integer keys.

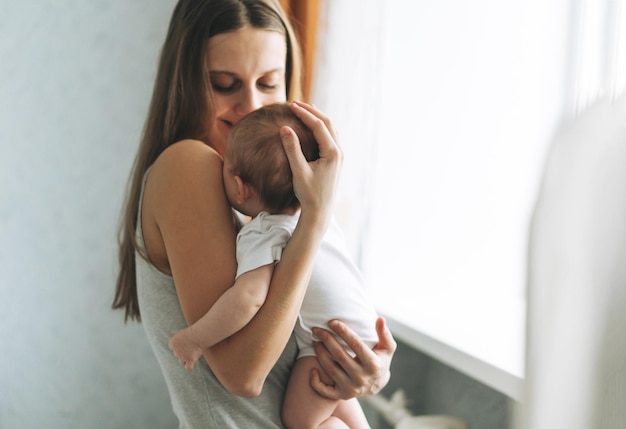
[
  {"left": 257, "top": 73, "right": 283, "bottom": 92},
  {"left": 257, "top": 81, "right": 279, "bottom": 91},
  {"left": 211, "top": 80, "right": 240, "bottom": 94},
  {"left": 212, "top": 83, "right": 238, "bottom": 93},
  {"left": 210, "top": 73, "right": 240, "bottom": 93},
  {"left": 211, "top": 80, "right": 278, "bottom": 94}
]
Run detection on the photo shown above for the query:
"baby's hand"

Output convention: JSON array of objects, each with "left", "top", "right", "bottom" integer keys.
[{"left": 168, "top": 327, "right": 202, "bottom": 371}]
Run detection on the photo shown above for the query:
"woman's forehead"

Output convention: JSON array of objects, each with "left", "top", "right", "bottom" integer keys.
[{"left": 207, "top": 27, "right": 286, "bottom": 74}]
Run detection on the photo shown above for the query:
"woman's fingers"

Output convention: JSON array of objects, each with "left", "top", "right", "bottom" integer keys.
[
  {"left": 291, "top": 101, "right": 339, "bottom": 141},
  {"left": 310, "top": 339, "right": 359, "bottom": 400},
  {"left": 289, "top": 102, "right": 342, "bottom": 161},
  {"left": 310, "top": 323, "right": 373, "bottom": 399},
  {"left": 324, "top": 320, "right": 380, "bottom": 375},
  {"left": 279, "top": 125, "right": 319, "bottom": 212},
  {"left": 369, "top": 317, "right": 395, "bottom": 393},
  {"left": 309, "top": 364, "right": 350, "bottom": 399},
  {"left": 310, "top": 318, "right": 396, "bottom": 399},
  {"left": 281, "top": 102, "right": 343, "bottom": 225},
  {"left": 373, "top": 317, "right": 397, "bottom": 355},
  {"left": 279, "top": 126, "right": 308, "bottom": 178}
]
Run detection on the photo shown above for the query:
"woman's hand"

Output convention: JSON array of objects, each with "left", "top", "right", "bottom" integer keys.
[
  {"left": 280, "top": 101, "right": 343, "bottom": 228},
  {"left": 310, "top": 317, "right": 397, "bottom": 399}
]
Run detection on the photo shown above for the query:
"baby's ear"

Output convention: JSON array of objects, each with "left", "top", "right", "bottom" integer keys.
[{"left": 234, "top": 176, "right": 255, "bottom": 205}]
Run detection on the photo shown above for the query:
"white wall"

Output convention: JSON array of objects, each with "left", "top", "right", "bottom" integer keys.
[{"left": 0, "top": 2, "right": 178, "bottom": 428}]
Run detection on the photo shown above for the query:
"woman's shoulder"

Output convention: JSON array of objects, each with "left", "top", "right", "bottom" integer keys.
[
  {"left": 140, "top": 139, "right": 232, "bottom": 274},
  {"left": 149, "top": 139, "right": 222, "bottom": 185},
  {"left": 144, "top": 139, "right": 226, "bottom": 214},
  {"left": 156, "top": 139, "right": 222, "bottom": 170}
]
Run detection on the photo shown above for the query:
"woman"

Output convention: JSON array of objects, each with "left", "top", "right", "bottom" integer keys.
[{"left": 113, "top": 0, "right": 396, "bottom": 427}]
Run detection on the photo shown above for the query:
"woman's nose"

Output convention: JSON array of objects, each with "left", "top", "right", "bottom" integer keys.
[{"left": 235, "top": 87, "right": 262, "bottom": 117}]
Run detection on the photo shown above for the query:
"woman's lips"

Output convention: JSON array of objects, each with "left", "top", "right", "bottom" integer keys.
[{"left": 218, "top": 119, "right": 234, "bottom": 135}]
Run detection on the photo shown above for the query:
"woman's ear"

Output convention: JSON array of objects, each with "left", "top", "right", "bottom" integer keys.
[{"left": 234, "top": 176, "right": 255, "bottom": 205}]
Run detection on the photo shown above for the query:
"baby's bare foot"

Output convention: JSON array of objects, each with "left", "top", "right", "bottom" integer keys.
[{"left": 169, "top": 328, "right": 202, "bottom": 371}]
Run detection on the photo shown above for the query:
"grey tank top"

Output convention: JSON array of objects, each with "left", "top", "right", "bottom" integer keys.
[{"left": 135, "top": 169, "right": 297, "bottom": 428}]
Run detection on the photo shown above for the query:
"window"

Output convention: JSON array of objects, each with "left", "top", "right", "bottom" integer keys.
[{"left": 312, "top": 0, "right": 626, "bottom": 399}]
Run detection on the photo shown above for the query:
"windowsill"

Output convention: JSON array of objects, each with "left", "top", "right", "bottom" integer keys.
[{"left": 376, "top": 293, "right": 525, "bottom": 402}]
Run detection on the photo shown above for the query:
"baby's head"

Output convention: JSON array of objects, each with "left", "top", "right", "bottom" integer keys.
[{"left": 224, "top": 103, "right": 319, "bottom": 214}]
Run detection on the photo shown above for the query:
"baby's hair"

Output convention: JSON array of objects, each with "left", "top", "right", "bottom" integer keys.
[{"left": 225, "top": 103, "right": 319, "bottom": 213}]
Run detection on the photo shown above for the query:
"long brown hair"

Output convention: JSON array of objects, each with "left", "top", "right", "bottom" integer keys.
[{"left": 113, "top": 0, "right": 303, "bottom": 322}]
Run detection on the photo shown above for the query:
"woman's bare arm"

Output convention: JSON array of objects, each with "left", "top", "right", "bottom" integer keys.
[
  {"left": 169, "top": 263, "right": 274, "bottom": 369},
  {"left": 144, "top": 140, "right": 309, "bottom": 397}
]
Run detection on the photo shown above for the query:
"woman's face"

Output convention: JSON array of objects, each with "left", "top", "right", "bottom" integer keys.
[{"left": 206, "top": 27, "right": 287, "bottom": 156}]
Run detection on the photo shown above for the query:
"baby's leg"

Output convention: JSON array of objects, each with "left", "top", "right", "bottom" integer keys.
[
  {"left": 282, "top": 356, "right": 370, "bottom": 429},
  {"left": 282, "top": 356, "right": 345, "bottom": 428},
  {"left": 334, "top": 398, "right": 370, "bottom": 429}
]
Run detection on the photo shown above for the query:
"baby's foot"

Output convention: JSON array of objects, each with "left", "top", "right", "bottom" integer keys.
[{"left": 168, "top": 328, "right": 203, "bottom": 371}]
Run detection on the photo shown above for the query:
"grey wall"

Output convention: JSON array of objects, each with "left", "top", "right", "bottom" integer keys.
[{"left": 0, "top": 2, "right": 178, "bottom": 428}]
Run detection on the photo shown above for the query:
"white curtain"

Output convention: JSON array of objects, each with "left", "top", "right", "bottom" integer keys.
[
  {"left": 522, "top": 96, "right": 626, "bottom": 429},
  {"left": 567, "top": 0, "right": 626, "bottom": 114},
  {"left": 522, "top": 1, "right": 626, "bottom": 427}
]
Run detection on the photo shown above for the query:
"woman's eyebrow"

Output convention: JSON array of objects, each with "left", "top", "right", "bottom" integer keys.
[
  {"left": 209, "top": 71, "right": 236, "bottom": 76},
  {"left": 209, "top": 68, "right": 284, "bottom": 76}
]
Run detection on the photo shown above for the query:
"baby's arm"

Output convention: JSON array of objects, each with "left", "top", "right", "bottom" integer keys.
[{"left": 169, "top": 263, "right": 273, "bottom": 371}]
